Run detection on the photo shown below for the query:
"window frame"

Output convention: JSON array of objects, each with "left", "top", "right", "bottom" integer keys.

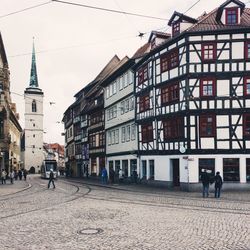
[
  {"left": 138, "top": 65, "right": 148, "bottom": 85},
  {"left": 244, "top": 77, "right": 250, "bottom": 96},
  {"left": 243, "top": 114, "right": 250, "bottom": 138},
  {"left": 141, "top": 123, "right": 153, "bottom": 143},
  {"left": 199, "top": 114, "right": 216, "bottom": 138},
  {"left": 161, "top": 82, "right": 179, "bottom": 106},
  {"left": 200, "top": 78, "right": 216, "bottom": 97},
  {"left": 245, "top": 41, "right": 250, "bottom": 60},
  {"left": 225, "top": 7, "right": 238, "bottom": 25},
  {"left": 160, "top": 49, "right": 179, "bottom": 73},
  {"left": 201, "top": 43, "right": 216, "bottom": 62},
  {"left": 139, "top": 94, "right": 150, "bottom": 112},
  {"left": 163, "top": 117, "right": 184, "bottom": 140},
  {"left": 172, "top": 22, "right": 180, "bottom": 37}
]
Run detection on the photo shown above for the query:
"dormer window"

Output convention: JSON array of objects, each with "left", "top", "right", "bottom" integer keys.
[
  {"left": 225, "top": 7, "right": 238, "bottom": 25},
  {"left": 172, "top": 22, "right": 180, "bottom": 36}
]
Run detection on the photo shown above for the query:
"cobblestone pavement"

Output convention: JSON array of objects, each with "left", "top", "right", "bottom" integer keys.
[{"left": 0, "top": 176, "right": 249, "bottom": 250}]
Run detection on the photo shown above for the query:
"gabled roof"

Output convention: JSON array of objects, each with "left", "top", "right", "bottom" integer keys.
[
  {"left": 216, "top": 0, "right": 245, "bottom": 22},
  {"left": 84, "top": 55, "right": 121, "bottom": 99},
  {"left": 168, "top": 11, "right": 198, "bottom": 26},
  {"left": 132, "top": 42, "right": 151, "bottom": 59},
  {"left": 148, "top": 31, "right": 171, "bottom": 42},
  {"left": 188, "top": 7, "right": 250, "bottom": 32},
  {"left": 0, "top": 32, "right": 8, "bottom": 65}
]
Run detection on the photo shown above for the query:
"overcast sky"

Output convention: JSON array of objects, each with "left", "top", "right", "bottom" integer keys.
[{"left": 0, "top": 0, "right": 240, "bottom": 144}]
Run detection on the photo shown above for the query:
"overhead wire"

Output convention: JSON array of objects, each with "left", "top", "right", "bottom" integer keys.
[
  {"left": 51, "top": 0, "right": 168, "bottom": 21},
  {"left": 0, "top": 1, "right": 52, "bottom": 19}
]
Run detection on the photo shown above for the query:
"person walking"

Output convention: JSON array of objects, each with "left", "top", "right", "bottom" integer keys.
[
  {"left": 9, "top": 170, "right": 14, "bottom": 184},
  {"left": 109, "top": 167, "right": 115, "bottom": 184},
  {"left": 214, "top": 171, "right": 223, "bottom": 198},
  {"left": 23, "top": 169, "right": 27, "bottom": 181},
  {"left": 118, "top": 168, "right": 124, "bottom": 184},
  {"left": 1, "top": 169, "right": 7, "bottom": 184},
  {"left": 200, "top": 169, "right": 210, "bottom": 198},
  {"left": 18, "top": 169, "right": 22, "bottom": 180},
  {"left": 101, "top": 167, "right": 108, "bottom": 184},
  {"left": 48, "top": 169, "right": 55, "bottom": 189}
]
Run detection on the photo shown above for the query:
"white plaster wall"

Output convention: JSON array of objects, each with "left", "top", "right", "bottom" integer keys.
[
  {"left": 24, "top": 91, "right": 44, "bottom": 173},
  {"left": 232, "top": 42, "right": 244, "bottom": 59}
]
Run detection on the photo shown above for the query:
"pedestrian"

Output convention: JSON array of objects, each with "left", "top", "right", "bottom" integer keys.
[
  {"left": 118, "top": 168, "right": 124, "bottom": 184},
  {"left": 1, "top": 169, "right": 7, "bottom": 184},
  {"left": 48, "top": 169, "right": 55, "bottom": 189},
  {"left": 23, "top": 169, "right": 27, "bottom": 181},
  {"left": 132, "top": 169, "right": 138, "bottom": 184},
  {"left": 18, "top": 169, "right": 22, "bottom": 180},
  {"left": 9, "top": 170, "right": 14, "bottom": 184},
  {"left": 200, "top": 169, "right": 210, "bottom": 198},
  {"left": 109, "top": 167, "right": 115, "bottom": 184},
  {"left": 214, "top": 171, "right": 223, "bottom": 198},
  {"left": 14, "top": 170, "right": 18, "bottom": 180},
  {"left": 101, "top": 167, "right": 108, "bottom": 184}
]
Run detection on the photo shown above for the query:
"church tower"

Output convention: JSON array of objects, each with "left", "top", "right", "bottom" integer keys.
[{"left": 24, "top": 40, "right": 44, "bottom": 173}]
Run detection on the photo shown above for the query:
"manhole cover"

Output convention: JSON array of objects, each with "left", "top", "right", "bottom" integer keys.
[{"left": 77, "top": 228, "right": 103, "bottom": 235}]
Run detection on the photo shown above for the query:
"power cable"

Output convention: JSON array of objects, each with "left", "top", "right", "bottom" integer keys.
[
  {"left": 184, "top": 0, "right": 201, "bottom": 14},
  {"left": 0, "top": 1, "right": 52, "bottom": 19},
  {"left": 51, "top": 0, "right": 168, "bottom": 21}
]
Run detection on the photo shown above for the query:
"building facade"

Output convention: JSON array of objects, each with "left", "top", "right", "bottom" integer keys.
[
  {"left": 24, "top": 42, "right": 44, "bottom": 173},
  {"left": 0, "top": 33, "right": 22, "bottom": 173},
  {"left": 133, "top": 0, "right": 250, "bottom": 190}
]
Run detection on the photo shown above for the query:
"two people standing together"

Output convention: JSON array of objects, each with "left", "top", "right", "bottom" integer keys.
[{"left": 201, "top": 170, "right": 223, "bottom": 198}]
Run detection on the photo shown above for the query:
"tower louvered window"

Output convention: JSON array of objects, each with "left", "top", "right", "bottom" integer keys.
[{"left": 32, "top": 100, "right": 37, "bottom": 112}]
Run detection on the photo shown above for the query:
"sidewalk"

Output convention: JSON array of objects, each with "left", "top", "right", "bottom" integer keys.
[
  {"left": 0, "top": 180, "right": 30, "bottom": 196},
  {"left": 64, "top": 176, "right": 250, "bottom": 202}
]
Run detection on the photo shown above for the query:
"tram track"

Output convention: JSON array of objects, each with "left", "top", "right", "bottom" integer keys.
[{"left": 0, "top": 181, "right": 91, "bottom": 221}]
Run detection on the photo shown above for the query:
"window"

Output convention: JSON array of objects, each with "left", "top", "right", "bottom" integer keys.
[
  {"left": 126, "top": 125, "right": 131, "bottom": 142},
  {"left": 172, "top": 22, "right": 180, "bottom": 36},
  {"left": 244, "top": 77, "right": 250, "bottom": 96},
  {"left": 121, "top": 127, "right": 126, "bottom": 143},
  {"left": 225, "top": 7, "right": 238, "bottom": 25},
  {"left": 161, "top": 83, "right": 179, "bottom": 105},
  {"left": 141, "top": 123, "right": 153, "bottom": 143},
  {"left": 115, "top": 129, "right": 119, "bottom": 144},
  {"left": 199, "top": 115, "right": 216, "bottom": 137},
  {"left": 223, "top": 158, "right": 239, "bottom": 181},
  {"left": 111, "top": 130, "right": 115, "bottom": 145},
  {"left": 0, "top": 119, "right": 4, "bottom": 139},
  {"left": 200, "top": 78, "right": 216, "bottom": 97},
  {"left": 160, "top": 55, "right": 169, "bottom": 73},
  {"left": 163, "top": 117, "right": 184, "bottom": 140},
  {"left": 108, "top": 131, "right": 111, "bottom": 145},
  {"left": 139, "top": 94, "right": 150, "bottom": 112},
  {"left": 131, "top": 124, "right": 136, "bottom": 140},
  {"left": 129, "top": 97, "right": 134, "bottom": 111},
  {"left": 32, "top": 100, "right": 37, "bottom": 112},
  {"left": 245, "top": 41, "right": 250, "bottom": 59},
  {"left": 198, "top": 159, "right": 215, "bottom": 181},
  {"left": 149, "top": 160, "right": 155, "bottom": 180},
  {"left": 120, "top": 101, "right": 124, "bottom": 115},
  {"left": 138, "top": 66, "right": 148, "bottom": 85},
  {"left": 160, "top": 49, "right": 179, "bottom": 73},
  {"left": 125, "top": 99, "right": 129, "bottom": 113},
  {"left": 243, "top": 114, "right": 250, "bottom": 138},
  {"left": 142, "top": 160, "right": 147, "bottom": 179},
  {"left": 201, "top": 43, "right": 216, "bottom": 61},
  {"left": 246, "top": 159, "right": 250, "bottom": 182}
]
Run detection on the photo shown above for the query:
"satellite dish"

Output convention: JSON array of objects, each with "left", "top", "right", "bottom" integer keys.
[{"left": 179, "top": 146, "right": 186, "bottom": 154}]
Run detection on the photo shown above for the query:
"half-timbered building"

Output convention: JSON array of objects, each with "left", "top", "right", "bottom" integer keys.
[{"left": 133, "top": 0, "right": 250, "bottom": 190}]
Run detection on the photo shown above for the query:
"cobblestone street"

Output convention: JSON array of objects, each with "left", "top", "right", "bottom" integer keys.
[{"left": 0, "top": 175, "right": 249, "bottom": 250}]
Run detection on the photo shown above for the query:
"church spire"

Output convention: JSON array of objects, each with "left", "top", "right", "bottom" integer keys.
[{"left": 29, "top": 38, "right": 38, "bottom": 88}]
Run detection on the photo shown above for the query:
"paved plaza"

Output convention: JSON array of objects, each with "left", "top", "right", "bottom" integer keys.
[{"left": 0, "top": 175, "right": 249, "bottom": 250}]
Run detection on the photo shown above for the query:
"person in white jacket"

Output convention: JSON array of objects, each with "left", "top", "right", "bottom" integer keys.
[{"left": 1, "top": 169, "right": 7, "bottom": 184}]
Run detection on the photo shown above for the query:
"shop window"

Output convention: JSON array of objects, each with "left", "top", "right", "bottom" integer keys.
[
  {"left": 199, "top": 159, "right": 215, "bottom": 181},
  {"left": 149, "top": 160, "right": 155, "bottom": 180},
  {"left": 122, "top": 160, "right": 128, "bottom": 177},
  {"left": 246, "top": 159, "right": 250, "bottom": 182},
  {"left": 142, "top": 160, "right": 147, "bottom": 179},
  {"left": 223, "top": 158, "right": 240, "bottom": 182}
]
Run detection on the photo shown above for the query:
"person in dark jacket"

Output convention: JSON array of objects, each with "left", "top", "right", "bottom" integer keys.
[
  {"left": 214, "top": 171, "right": 223, "bottom": 198},
  {"left": 48, "top": 169, "right": 55, "bottom": 189},
  {"left": 200, "top": 169, "right": 210, "bottom": 198}
]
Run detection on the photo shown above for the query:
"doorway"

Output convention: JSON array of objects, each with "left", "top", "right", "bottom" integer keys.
[{"left": 172, "top": 159, "right": 180, "bottom": 186}]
